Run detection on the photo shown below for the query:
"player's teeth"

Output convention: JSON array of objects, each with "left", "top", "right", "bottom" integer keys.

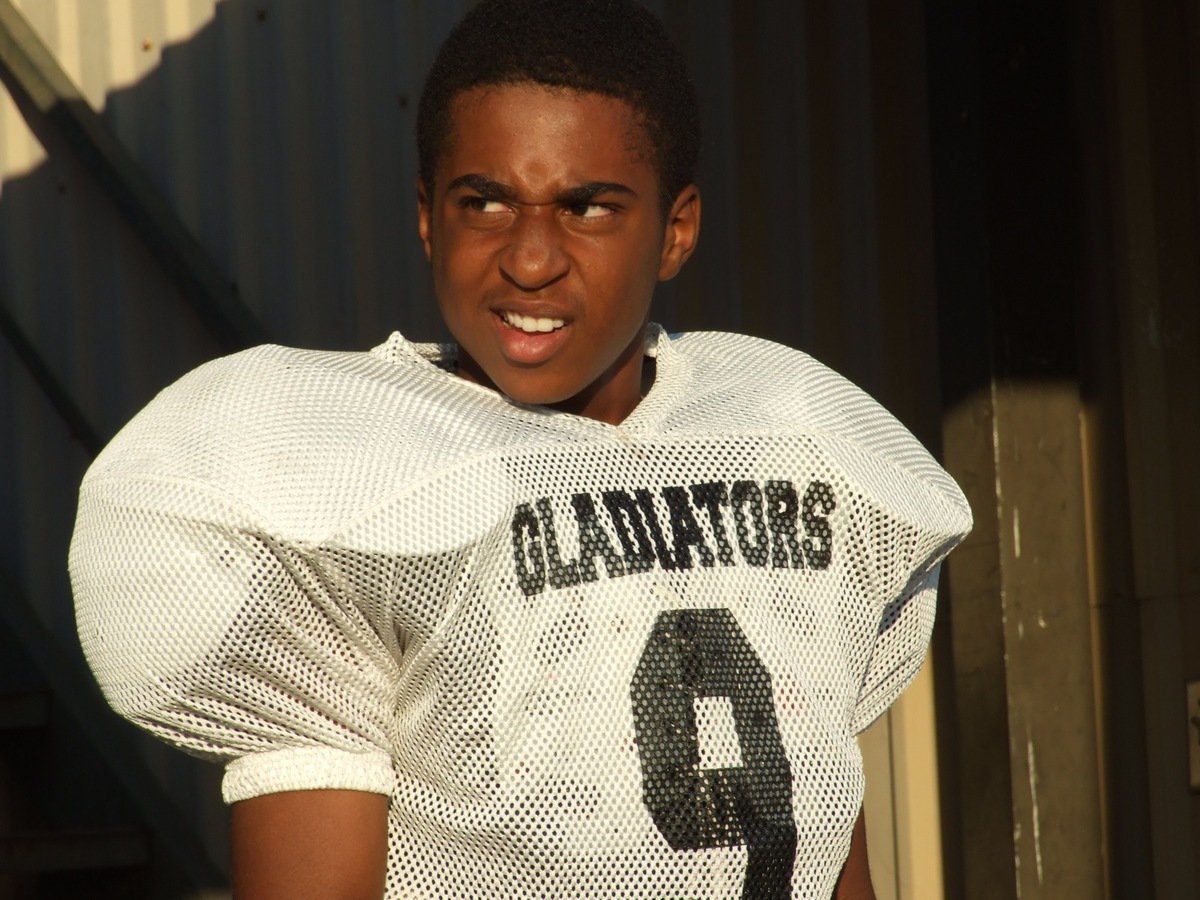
[{"left": 502, "top": 312, "right": 565, "bottom": 333}]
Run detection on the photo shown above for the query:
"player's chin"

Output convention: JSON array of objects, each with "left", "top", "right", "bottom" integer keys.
[{"left": 492, "top": 371, "right": 578, "bottom": 408}]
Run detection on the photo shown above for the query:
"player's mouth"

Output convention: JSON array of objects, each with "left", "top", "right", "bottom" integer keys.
[
  {"left": 499, "top": 310, "right": 566, "bottom": 333},
  {"left": 493, "top": 309, "right": 571, "bottom": 365}
]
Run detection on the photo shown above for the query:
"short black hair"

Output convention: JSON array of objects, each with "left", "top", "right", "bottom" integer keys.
[{"left": 417, "top": 0, "right": 701, "bottom": 210}]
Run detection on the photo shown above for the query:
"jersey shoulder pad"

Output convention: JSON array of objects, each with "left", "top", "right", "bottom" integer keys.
[
  {"left": 81, "top": 342, "right": 505, "bottom": 538},
  {"left": 667, "top": 331, "right": 972, "bottom": 546}
]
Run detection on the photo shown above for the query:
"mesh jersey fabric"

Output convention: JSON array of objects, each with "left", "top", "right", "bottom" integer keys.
[{"left": 70, "top": 325, "right": 971, "bottom": 899}]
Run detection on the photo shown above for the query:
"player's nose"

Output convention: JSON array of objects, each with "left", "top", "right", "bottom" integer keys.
[{"left": 499, "top": 208, "right": 569, "bottom": 291}]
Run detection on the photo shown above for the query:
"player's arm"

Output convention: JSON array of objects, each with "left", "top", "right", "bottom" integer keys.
[
  {"left": 231, "top": 789, "right": 389, "bottom": 900},
  {"left": 833, "top": 807, "right": 876, "bottom": 900}
]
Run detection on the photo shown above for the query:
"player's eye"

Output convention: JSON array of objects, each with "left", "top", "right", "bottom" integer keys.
[
  {"left": 459, "top": 196, "right": 509, "bottom": 214},
  {"left": 564, "top": 202, "right": 616, "bottom": 219}
]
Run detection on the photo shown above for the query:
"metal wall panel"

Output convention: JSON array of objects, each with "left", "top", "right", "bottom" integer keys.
[{"left": 0, "top": 1, "right": 945, "bottom": 894}]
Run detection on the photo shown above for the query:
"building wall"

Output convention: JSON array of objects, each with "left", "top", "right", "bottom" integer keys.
[
  {"left": 1096, "top": 0, "right": 1200, "bottom": 893},
  {"left": 1, "top": 0, "right": 974, "bottom": 895}
]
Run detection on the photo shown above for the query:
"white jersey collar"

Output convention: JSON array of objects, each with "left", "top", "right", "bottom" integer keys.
[{"left": 369, "top": 322, "right": 686, "bottom": 434}]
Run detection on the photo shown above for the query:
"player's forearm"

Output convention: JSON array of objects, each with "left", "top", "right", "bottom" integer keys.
[{"left": 231, "top": 789, "right": 388, "bottom": 900}]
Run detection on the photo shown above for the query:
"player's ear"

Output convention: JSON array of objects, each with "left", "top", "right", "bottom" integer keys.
[
  {"left": 658, "top": 184, "right": 701, "bottom": 281},
  {"left": 417, "top": 178, "right": 433, "bottom": 262}
]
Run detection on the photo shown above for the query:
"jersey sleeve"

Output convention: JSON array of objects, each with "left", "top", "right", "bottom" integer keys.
[
  {"left": 849, "top": 483, "right": 970, "bottom": 735},
  {"left": 70, "top": 475, "right": 401, "bottom": 803},
  {"left": 850, "top": 564, "right": 941, "bottom": 734}
]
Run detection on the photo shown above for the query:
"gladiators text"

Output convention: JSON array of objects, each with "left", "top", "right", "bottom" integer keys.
[{"left": 510, "top": 479, "right": 836, "bottom": 596}]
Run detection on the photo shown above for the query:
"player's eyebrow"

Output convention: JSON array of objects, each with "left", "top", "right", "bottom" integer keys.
[
  {"left": 446, "top": 174, "right": 636, "bottom": 205},
  {"left": 558, "top": 182, "right": 636, "bottom": 204},
  {"left": 447, "top": 174, "right": 518, "bottom": 200}
]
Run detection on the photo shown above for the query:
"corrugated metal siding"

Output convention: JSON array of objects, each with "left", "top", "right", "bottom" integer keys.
[
  {"left": 662, "top": 0, "right": 943, "bottom": 435},
  {"left": 0, "top": 0, "right": 943, "bottom": 893}
]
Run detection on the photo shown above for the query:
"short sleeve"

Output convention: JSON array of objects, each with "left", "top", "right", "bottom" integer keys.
[
  {"left": 850, "top": 565, "right": 941, "bottom": 734},
  {"left": 70, "top": 476, "right": 401, "bottom": 803}
]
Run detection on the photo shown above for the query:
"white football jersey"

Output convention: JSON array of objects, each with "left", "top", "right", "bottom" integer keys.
[{"left": 70, "top": 326, "right": 971, "bottom": 899}]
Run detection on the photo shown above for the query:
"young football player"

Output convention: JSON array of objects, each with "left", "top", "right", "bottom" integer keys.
[{"left": 69, "top": 1, "right": 971, "bottom": 897}]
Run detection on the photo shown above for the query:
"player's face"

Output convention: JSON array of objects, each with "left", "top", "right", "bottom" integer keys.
[{"left": 418, "top": 84, "right": 700, "bottom": 425}]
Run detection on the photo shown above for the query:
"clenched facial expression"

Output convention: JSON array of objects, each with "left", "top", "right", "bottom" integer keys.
[{"left": 418, "top": 84, "right": 700, "bottom": 425}]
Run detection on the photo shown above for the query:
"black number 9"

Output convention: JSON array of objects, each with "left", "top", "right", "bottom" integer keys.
[{"left": 631, "top": 608, "right": 797, "bottom": 898}]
